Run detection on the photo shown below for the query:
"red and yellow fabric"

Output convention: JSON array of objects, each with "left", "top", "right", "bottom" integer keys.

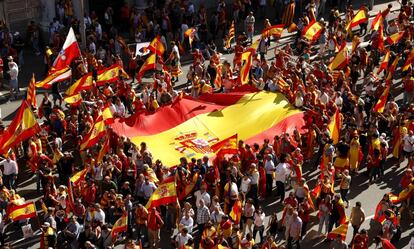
[
  {"left": 145, "top": 181, "right": 177, "bottom": 209},
  {"left": 371, "top": 12, "right": 383, "bottom": 31},
  {"left": 211, "top": 134, "right": 238, "bottom": 156},
  {"left": 66, "top": 65, "right": 129, "bottom": 96},
  {"left": 80, "top": 116, "right": 107, "bottom": 150},
  {"left": 7, "top": 201, "right": 37, "bottom": 221},
  {"left": 110, "top": 91, "right": 305, "bottom": 167},
  {"left": 137, "top": 53, "right": 156, "bottom": 81},
  {"left": 148, "top": 36, "right": 165, "bottom": 56},
  {"left": 386, "top": 31, "right": 404, "bottom": 45},
  {"left": 378, "top": 24, "right": 385, "bottom": 52},
  {"left": 0, "top": 100, "right": 40, "bottom": 154},
  {"left": 402, "top": 47, "right": 414, "bottom": 71},
  {"left": 64, "top": 93, "right": 82, "bottom": 106},
  {"left": 327, "top": 221, "right": 349, "bottom": 241},
  {"left": 36, "top": 67, "right": 72, "bottom": 89},
  {"left": 346, "top": 9, "right": 368, "bottom": 31},
  {"left": 26, "top": 74, "right": 37, "bottom": 108},
  {"left": 328, "top": 45, "right": 349, "bottom": 71},
  {"left": 178, "top": 173, "right": 199, "bottom": 201},
  {"left": 70, "top": 168, "right": 88, "bottom": 185},
  {"left": 302, "top": 20, "right": 322, "bottom": 42},
  {"left": 329, "top": 108, "right": 342, "bottom": 144},
  {"left": 373, "top": 81, "right": 391, "bottom": 113},
  {"left": 287, "top": 22, "right": 297, "bottom": 33},
  {"left": 111, "top": 214, "right": 128, "bottom": 239},
  {"left": 238, "top": 51, "right": 253, "bottom": 84},
  {"left": 398, "top": 183, "right": 414, "bottom": 202},
  {"left": 377, "top": 50, "right": 390, "bottom": 74},
  {"left": 229, "top": 200, "right": 242, "bottom": 224},
  {"left": 386, "top": 56, "right": 399, "bottom": 81},
  {"left": 225, "top": 22, "right": 235, "bottom": 49},
  {"left": 261, "top": 24, "right": 284, "bottom": 39},
  {"left": 185, "top": 28, "right": 197, "bottom": 47},
  {"left": 96, "top": 136, "right": 110, "bottom": 164}
]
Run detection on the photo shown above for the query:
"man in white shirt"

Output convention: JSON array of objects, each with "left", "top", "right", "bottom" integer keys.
[
  {"left": 194, "top": 185, "right": 211, "bottom": 209},
  {"left": 275, "top": 154, "right": 291, "bottom": 204},
  {"left": 0, "top": 156, "right": 18, "bottom": 190},
  {"left": 249, "top": 164, "right": 260, "bottom": 206},
  {"left": 179, "top": 212, "right": 194, "bottom": 233},
  {"left": 175, "top": 227, "right": 192, "bottom": 248},
  {"left": 141, "top": 177, "right": 157, "bottom": 202},
  {"left": 403, "top": 131, "right": 414, "bottom": 160}
]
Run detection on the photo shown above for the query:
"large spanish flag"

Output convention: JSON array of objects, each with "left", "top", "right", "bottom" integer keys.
[
  {"left": 328, "top": 45, "right": 349, "bottom": 71},
  {"left": 7, "top": 201, "right": 37, "bottom": 221},
  {"left": 0, "top": 100, "right": 40, "bottom": 154},
  {"left": 111, "top": 90, "right": 304, "bottom": 167},
  {"left": 373, "top": 81, "right": 391, "bottom": 113},
  {"left": 145, "top": 181, "right": 177, "bottom": 209},
  {"left": 346, "top": 9, "right": 368, "bottom": 31},
  {"left": 261, "top": 24, "right": 284, "bottom": 39},
  {"left": 65, "top": 65, "right": 129, "bottom": 96},
  {"left": 302, "top": 20, "right": 322, "bottom": 42},
  {"left": 111, "top": 214, "right": 128, "bottom": 239}
]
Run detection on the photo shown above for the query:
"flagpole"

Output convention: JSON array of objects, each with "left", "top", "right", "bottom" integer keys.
[{"left": 79, "top": 0, "right": 86, "bottom": 50}]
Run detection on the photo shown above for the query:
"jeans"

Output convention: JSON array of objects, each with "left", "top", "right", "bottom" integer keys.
[
  {"left": 253, "top": 225, "right": 264, "bottom": 243},
  {"left": 266, "top": 174, "right": 273, "bottom": 195},
  {"left": 276, "top": 181, "right": 285, "bottom": 202},
  {"left": 328, "top": 217, "right": 339, "bottom": 232},
  {"left": 340, "top": 188, "right": 349, "bottom": 204},
  {"left": 318, "top": 214, "right": 329, "bottom": 234},
  {"left": 369, "top": 167, "right": 379, "bottom": 182},
  {"left": 136, "top": 223, "right": 148, "bottom": 243}
]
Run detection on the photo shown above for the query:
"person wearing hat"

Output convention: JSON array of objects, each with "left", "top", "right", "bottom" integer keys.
[
  {"left": 40, "top": 222, "right": 56, "bottom": 249},
  {"left": 6, "top": 56, "right": 18, "bottom": 101}
]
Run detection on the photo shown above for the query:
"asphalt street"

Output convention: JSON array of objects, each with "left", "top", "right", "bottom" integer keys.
[{"left": 1, "top": 1, "right": 413, "bottom": 248}]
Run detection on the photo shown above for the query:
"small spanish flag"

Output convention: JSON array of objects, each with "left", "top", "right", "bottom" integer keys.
[
  {"left": 329, "top": 108, "right": 341, "bottom": 144},
  {"left": 145, "top": 181, "right": 177, "bottom": 209},
  {"left": 185, "top": 28, "right": 197, "bottom": 47},
  {"left": 229, "top": 200, "right": 242, "bottom": 224},
  {"left": 238, "top": 51, "right": 253, "bottom": 85},
  {"left": 178, "top": 173, "right": 199, "bottom": 201},
  {"left": 327, "top": 221, "right": 349, "bottom": 241},
  {"left": 373, "top": 81, "right": 391, "bottom": 113},
  {"left": 80, "top": 115, "right": 107, "bottom": 150},
  {"left": 386, "top": 56, "right": 400, "bottom": 81},
  {"left": 302, "top": 20, "right": 322, "bottom": 42},
  {"left": 0, "top": 100, "right": 40, "bottom": 154},
  {"left": 378, "top": 24, "right": 385, "bottom": 52},
  {"left": 398, "top": 183, "right": 414, "bottom": 202},
  {"left": 64, "top": 93, "right": 82, "bottom": 106},
  {"left": 137, "top": 53, "right": 156, "bottom": 82},
  {"left": 70, "top": 168, "right": 88, "bottom": 185},
  {"left": 261, "top": 24, "right": 284, "bottom": 39},
  {"left": 371, "top": 12, "right": 383, "bottom": 31},
  {"left": 328, "top": 44, "right": 349, "bottom": 71},
  {"left": 111, "top": 213, "right": 128, "bottom": 239},
  {"left": 36, "top": 67, "right": 72, "bottom": 89},
  {"left": 211, "top": 134, "right": 238, "bottom": 155},
  {"left": 377, "top": 50, "right": 390, "bottom": 74},
  {"left": 148, "top": 36, "right": 165, "bottom": 56},
  {"left": 346, "top": 9, "right": 368, "bottom": 31},
  {"left": 386, "top": 31, "right": 404, "bottom": 45},
  {"left": 96, "top": 135, "right": 110, "bottom": 164},
  {"left": 7, "top": 201, "right": 37, "bottom": 221}
]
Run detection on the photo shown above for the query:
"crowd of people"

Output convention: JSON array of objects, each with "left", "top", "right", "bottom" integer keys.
[{"left": 0, "top": 0, "right": 414, "bottom": 249}]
